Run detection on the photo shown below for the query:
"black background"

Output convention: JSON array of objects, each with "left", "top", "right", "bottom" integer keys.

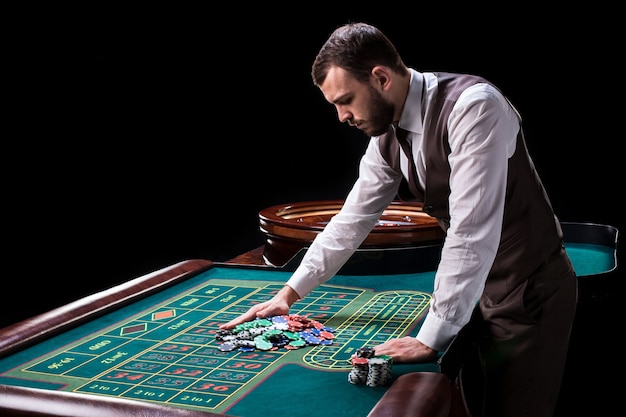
[
  {"left": 5, "top": 6, "right": 622, "bottom": 325},
  {"left": 3, "top": 6, "right": 623, "bottom": 415}
]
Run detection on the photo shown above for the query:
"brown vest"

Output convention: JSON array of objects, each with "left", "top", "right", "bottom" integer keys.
[{"left": 380, "top": 73, "right": 564, "bottom": 302}]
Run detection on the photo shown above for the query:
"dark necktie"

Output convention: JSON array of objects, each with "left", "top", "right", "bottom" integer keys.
[{"left": 395, "top": 126, "right": 422, "bottom": 198}]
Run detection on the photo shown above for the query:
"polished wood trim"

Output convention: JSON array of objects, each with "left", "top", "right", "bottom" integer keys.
[
  {"left": 0, "top": 259, "right": 213, "bottom": 359},
  {"left": 0, "top": 384, "right": 233, "bottom": 417},
  {"left": 225, "top": 245, "right": 265, "bottom": 265}
]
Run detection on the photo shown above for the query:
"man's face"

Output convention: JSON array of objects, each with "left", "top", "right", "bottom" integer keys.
[{"left": 320, "top": 66, "right": 394, "bottom": 137}]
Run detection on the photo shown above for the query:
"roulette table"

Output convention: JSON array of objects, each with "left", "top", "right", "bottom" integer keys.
[{"left": 0, "top": 221, "right": 618, "bottom": 417}]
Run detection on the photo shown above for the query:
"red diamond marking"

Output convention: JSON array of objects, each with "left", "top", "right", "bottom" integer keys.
[
  {"left": 153, "top": 310, "right": 176, "bottom": 320},
  {"left": 121, "top": 323, "right": 147, "bottom": 336}
]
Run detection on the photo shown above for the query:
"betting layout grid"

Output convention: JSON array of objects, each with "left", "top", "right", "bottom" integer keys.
[{"left": 0, "top": 277, "right": 431, "bottom": 413}]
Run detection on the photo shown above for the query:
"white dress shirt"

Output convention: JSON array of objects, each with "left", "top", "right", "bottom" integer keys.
[{"left": 286, "top": 68, "right": 521, "bottom": 352}]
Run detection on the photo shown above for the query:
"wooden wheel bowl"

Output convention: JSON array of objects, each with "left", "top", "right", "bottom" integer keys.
[{"left": 259, "top": 200, "right": 445, "bottom": 266}]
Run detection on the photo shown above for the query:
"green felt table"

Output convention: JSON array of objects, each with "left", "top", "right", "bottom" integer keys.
[{"left": 0, "top": 222, "right": 618, "bottom": 417}]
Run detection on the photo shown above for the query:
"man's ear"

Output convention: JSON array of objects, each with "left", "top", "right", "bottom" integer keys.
[{"left": 371, "top": 66, "right": 392, "bottom": 90}]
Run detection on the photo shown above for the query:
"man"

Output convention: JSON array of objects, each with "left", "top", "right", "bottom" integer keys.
[{"left": 220, "top": 22, "right": 577, "bottom": 417}]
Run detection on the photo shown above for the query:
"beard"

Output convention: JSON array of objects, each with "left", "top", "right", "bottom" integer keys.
[{"left": 361, "top": 85, "right": 396, "bottom": 137}]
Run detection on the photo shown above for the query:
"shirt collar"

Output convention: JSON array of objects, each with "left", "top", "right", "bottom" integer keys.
[{"left": 397, "top": 68, "right": 425, "bottom": 135}]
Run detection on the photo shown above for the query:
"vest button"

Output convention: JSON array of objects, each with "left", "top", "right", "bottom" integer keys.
[{"left": 423, "top": 205, "right": 434, "bottom": 214}]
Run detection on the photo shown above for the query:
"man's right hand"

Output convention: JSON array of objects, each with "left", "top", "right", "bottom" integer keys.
[{"left": 218, "top": 285, "right": 301, "bottom": 330}]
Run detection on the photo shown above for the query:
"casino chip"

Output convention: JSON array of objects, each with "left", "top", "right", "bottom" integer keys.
[
  {"left": 216, "top": 314, "right": 335, "bottom": 353},
  {"left": 348, "top": 347, "right": 393, "bottom": 387}
]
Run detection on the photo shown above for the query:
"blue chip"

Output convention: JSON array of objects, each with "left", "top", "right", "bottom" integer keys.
[
  {"left": 219, "top": 342, "right": 235, "bottom": 352},
  {"left": 238, "top": 346, "right": 256, "bottom": 352}
]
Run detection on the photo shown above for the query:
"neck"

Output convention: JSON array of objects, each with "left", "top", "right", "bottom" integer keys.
[{"left": 392, "top": 71, "right": 411, "bottom": 121}]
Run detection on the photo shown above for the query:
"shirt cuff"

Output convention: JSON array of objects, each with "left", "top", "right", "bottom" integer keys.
[
  {"left": 285, "top": 263, "right": 320, "bottom": 300},
  {"left": 416, "top": 310, "right": 464, "bottom": 352}
]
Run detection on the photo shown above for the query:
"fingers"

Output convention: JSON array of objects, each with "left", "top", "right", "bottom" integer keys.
[
  {"left": 218, "top": 297, "right": 291, "bottom": 330},
  {"left": 372, "top": 337, "right": 438, "bottom": 363},
  {"left": 253, "top": 303, "right": 281, "bottom": 319},
  {"left": 218, "top": 318, "right": 243, "bottom": 330},
  {"left": 219, "top": 308, "right": 260, "bottom": 330}
]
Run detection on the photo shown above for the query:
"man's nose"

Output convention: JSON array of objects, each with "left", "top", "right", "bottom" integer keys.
[{"left": 337, "top": 108, "right": 352, "bottom": 124}]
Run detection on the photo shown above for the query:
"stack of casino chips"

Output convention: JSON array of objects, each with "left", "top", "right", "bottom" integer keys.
[
  {"left": 216, "top": 314, "right": 335, "bottom": 352},
  {"left": 348, "top": 347, "right": 393, "bottom": 387},
  {"left": 366, "top": 356, "right": 393, "bottom": 387},
  {"left": 348, "top": 356, "right": 370, "bottom": 385}
]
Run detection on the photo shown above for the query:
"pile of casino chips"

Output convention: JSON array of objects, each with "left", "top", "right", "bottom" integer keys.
[
  {"left": 215, "top": 314, "right": 335, "bottom": 352},
  {"left": 348, "top": 347, "right": 393, "bottom": 387}
]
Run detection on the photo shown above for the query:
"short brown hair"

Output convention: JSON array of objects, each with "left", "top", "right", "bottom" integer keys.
[{"left": 311, "top": 22, "right": 408, "bottom": 86}]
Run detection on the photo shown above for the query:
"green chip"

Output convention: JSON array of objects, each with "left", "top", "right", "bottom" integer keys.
[
  {"left": 255, "top": 339, "right": 274, "bottom": 350},
  {"left": 288, "top": 339, "right": 306, "bottom": 347}
]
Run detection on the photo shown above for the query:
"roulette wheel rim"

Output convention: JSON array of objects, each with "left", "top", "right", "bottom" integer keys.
[{"left": 259, "top": 200, "right": 445, "bottom": 266}]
